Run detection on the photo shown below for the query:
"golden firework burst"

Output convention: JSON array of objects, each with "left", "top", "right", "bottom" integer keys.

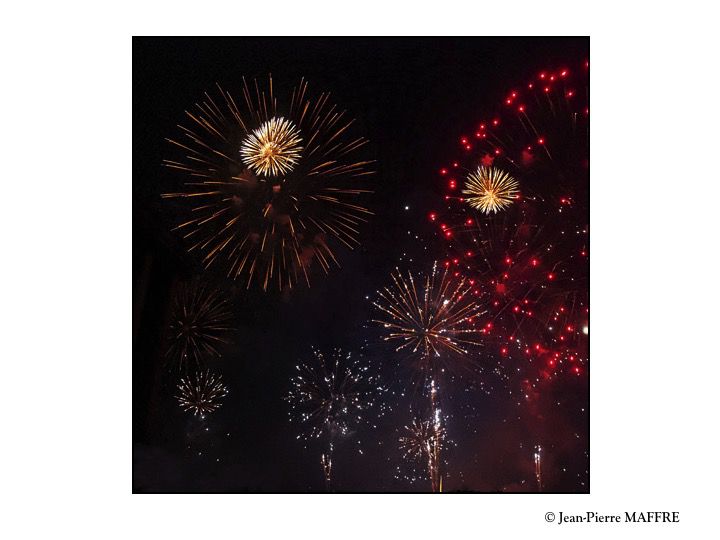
[
  {"left": 240, "top": 116, "right": 303, "bottom": 177},
  {"left": 372, "top": 262, "right": 485, "bottom": 365},
  {"left": 462, "top": 166, "right": 519, "bottom": 214},
  {"left": 161, "top": 77, "right": 374, "bottom": 292}
]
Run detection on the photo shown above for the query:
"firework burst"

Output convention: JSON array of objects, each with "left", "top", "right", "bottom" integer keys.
[
  {"left": 286, "top": 348, "right": 383, "bottom": 487},
  {"left": 463, "top": 166, "right": 519, "bottom": 214},
  {"left": 372, "top": 262, "right": 486, "bottom": 375},
  {"left": 240, "top": 116, "right": 303, "bottom": 177},
  {"left": 430, "top": 60, "right": 589, "bottom": 384},
  {"left": 166, "top": 282, "right": 232, "bottom": 371},
  {"left": 176, "top": 369, "right": 228, "bottom": 417},
  {"left": 162, "top": 76, "right": 374, "bottom": 292}
]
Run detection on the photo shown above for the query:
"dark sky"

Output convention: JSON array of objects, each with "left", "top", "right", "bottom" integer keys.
[{"left": 133, "top": 37, "right": 589, "bottom": 493}]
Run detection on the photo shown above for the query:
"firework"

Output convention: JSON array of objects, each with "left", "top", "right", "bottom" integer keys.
[
  {"left": 166, "top": 281, "right": 232, "bottom": 371},
  {"left": 162, "top": 77, "right": 374, "bottom": 292},
  {"left": 240, "top": 116, "right": 303, "bottom": 177},
  {"left": 286, "top": 348, "right": 382, "bottom": 488},
  {"left": 534, "top": 444, "right": 543, "bottom": 492},
  {"left": 176, "top": 369, "right": 228, "bottom": 417},
  {"left": 430, "top": 60, "right": 589, "bottom": 384},
  {"left": 463, "top": 166, "right": 519, "bottom": 214},
  {"left": 372, "top": 262, "right": 485, "bottom": 375},
  {"left": 398, "top": 381, "right": 445, "bottom": 492}
]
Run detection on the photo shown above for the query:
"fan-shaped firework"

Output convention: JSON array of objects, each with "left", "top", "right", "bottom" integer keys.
[
  {"left": 166, "top": 282, "right": 232, "bottom": 371},
  {"left": 286, "top": 348, "right": 383, "bottom": 487},
  {"left": 176, "top": 369, "right": 228, "bottom": 417},
  {"left": 372, "top": 262, "right": 486, "bottom": 376},
  {"left": 162, "top": 76, "right": 374, "bottom": 292},
  {"left": 430, "top": 60, "right": 589, "bottom": 384},
  {"left": 463, "top": 166, "right": 519, "bottom": 214}
]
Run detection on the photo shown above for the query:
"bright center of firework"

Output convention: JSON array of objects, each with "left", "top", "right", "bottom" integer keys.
[
  {"left": 240, "top": 116, "right": 303, "bottom": 177},
  {"left": 462, "top": 166, "right": 519, "bottom": 214}
]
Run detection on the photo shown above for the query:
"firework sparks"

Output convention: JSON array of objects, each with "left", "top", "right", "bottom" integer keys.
[
  {"left": 399, "top": 395, "right": 445, "bottom": 492},
  {"left": 463, "top": 166, "right": 519, "bottom": 214},
  {"left": 166, "top": 282, "right": 232, "bottom": 371},
  {"left": 176, "top": 369, "right": 228, "bottom": 417},
  {"left": 240, "top": 116, "right": 303, "bottom": 177},
  {"left": 162, "top": 77, "right": 374, "bottom": 292},
  {"left": 286, "top": 348, "right": 382, "bottom": 487},
  {"left": 534, "top": 444, "right": 543, "bottom": 492},
  {"left": 372, "top": 262, "right": 485, "bottom": 371}
]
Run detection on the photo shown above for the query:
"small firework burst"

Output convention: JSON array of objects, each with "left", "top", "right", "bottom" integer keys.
[
  {"left": 463, "top": 166, "right": 519, "bottom": 214},
  {"left": 166, "top": 282, "right": 232, "bottom": 371},
  {"left": 399, "top": 417, "right": 444, "bottom": 462},
  {"left": 286, "top": 348, "right": 383, "bottom": 487},
  {"left": 372, "top": 262, "right": 485, "bottom": 374},
  {"left": 240, "top": 116, "right": 303, "bottom": 177},
  {"left": 176, "top": 369, "right": 228, "bottom": 417},
  {"left": 162, "top": 76, "right": 374, "bottom": 292},
  {"left": 287, "top": 348, "right": 381, "bottom": 440}
]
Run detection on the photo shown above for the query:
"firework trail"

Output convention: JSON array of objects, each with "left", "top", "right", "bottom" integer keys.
[{"left": 162, "top": 76, "right": 374, "bottom": 292}]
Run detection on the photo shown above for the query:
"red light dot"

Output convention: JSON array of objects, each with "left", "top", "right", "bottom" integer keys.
[
  {"left": 513, "top": 306, "right": 520, "bottom": 313},
  {"left": 538, "top": 138, "right": 545, "bottom": 145},
  {"left": 440, "top": 168, "right": 447, "bottom": 175},
  {"left": 540, "top": 72, "right": 546, "bottom": 79},
  {"left": 527, "top": 311, "right": 533, "bottom": 316},
  {"left": 452, "top": 162, "right": 459, "bottom": 168},
  {"left": 440, "top": 223, "right": 447, "bottom": 230},
  {"left": 501, "top": 347, "right": 508, "bottom": 355},
  {"left": 528, "top": 83, "right": 534, "bottom": 88},
  {"left": 548, "top": 273, "right": 555, "bottom": 280},
  {"left": 544, "top": 87, "right": 550, "bottom": 93},
  {"left": 480, "top": 124, "right": 486, "bottom": 130},
  {"left": 506, "top": 99, "right": 512, "bottom": 105},
  {"left": 505, "top": 257, "right": 512, "bottom": 264},
  {"left": 466, "top": 251, "right": 473, "bottom": 257},
  {"left": 531, "top": 258, "right": 539, "bottom": 266},
  {"left": 566, "top": 90, "right": 574, "bottom": 97},
  {"left": 494, "top": 148, "right": 501, "bottom": 155},
  {"left": 466, "top": 218, "right": 473, "bottom": 226},
  {"left": 561, "top": 70, "right": 568, "bottom": 77},
  {"left": 574, "top": 366, "right": 581, "bottom": 375},
  {"left": 511, "top": 92, "right": 517, "bottom": 98},
  {"left": 465, "top": 144, "right": 471, "bottom": 150},
  {"left": 518, "top": 105, "right": 525, "bottom": 112},
  {"left": 449, "top": 180, "right": 457, "bottom": 189},
  {"left": 566, "top": 325, "right": 573, "bottom": 332},
  {"left": 492, "top": 119, "right": 499, "bottom": 126},
  {"left": 453, "top": 258, "right": 459, "bottom": 264},
  {"left": 461, "top": 137, "right": 468, "bottom": 144}
]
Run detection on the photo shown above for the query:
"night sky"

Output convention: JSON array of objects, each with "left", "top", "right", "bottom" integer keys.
[{"left": 133, "top": 37, "right": 589, "bottom": 493}]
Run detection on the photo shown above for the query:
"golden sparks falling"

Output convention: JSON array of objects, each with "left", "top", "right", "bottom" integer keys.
[
  {"left": 175, "top": 369, "right": 228, "bottom": 416},
  {"left": 462, "top": 166, "right": 519, "bottom": 214},
  {"left": 372, "top": 262, "right": 485, "bottom": 369},
  {"left": 166, "top": 282, "right": 232, "bottom": 371},
  {"left": 162, "top": 76, "right": 374, "bottom": 292},
  {"left": 240, "top": 116, "right": 303, "bottom": 177}
]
